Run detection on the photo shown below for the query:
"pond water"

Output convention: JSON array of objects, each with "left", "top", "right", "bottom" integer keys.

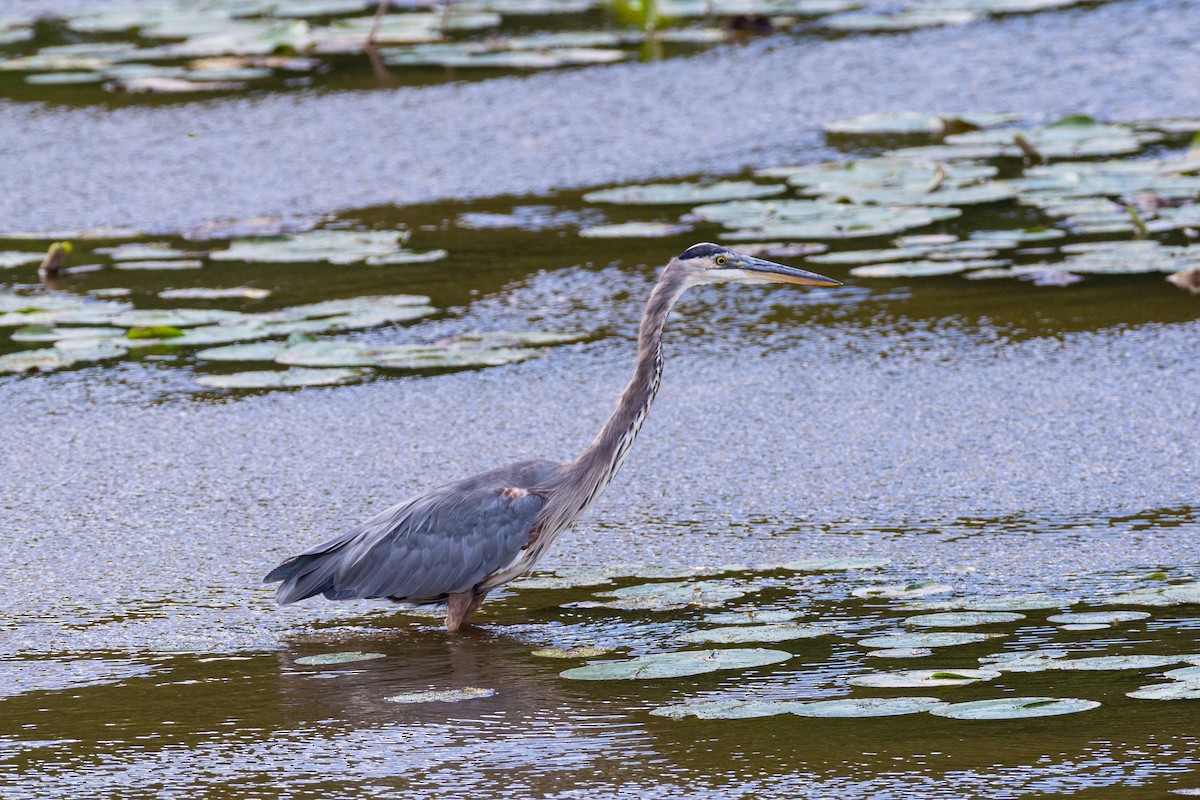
[{"left": 3, "top": 113, "right": 1200, "bottom": 796}]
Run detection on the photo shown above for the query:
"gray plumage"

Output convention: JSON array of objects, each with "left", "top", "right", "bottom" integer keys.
[{"left": 264, "top": 243, "right": 840, "bottom": 630}]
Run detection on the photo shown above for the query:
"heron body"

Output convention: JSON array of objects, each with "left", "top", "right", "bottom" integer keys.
[{"left": 264, "top": 243, "right": 839, "bottom": 631}]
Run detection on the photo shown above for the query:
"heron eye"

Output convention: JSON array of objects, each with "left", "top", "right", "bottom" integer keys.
[{"left": 715, "top": 255, "right": 727, "bottom": 266}]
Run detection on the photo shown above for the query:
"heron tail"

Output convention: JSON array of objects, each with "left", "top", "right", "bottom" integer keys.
[{"left": 263, "top": 538, "right": 354, "bottom": 604}]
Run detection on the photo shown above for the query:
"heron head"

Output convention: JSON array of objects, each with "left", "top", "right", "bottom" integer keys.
[{"left": 673, "top": 242, "right": 841, "bottom": 287}]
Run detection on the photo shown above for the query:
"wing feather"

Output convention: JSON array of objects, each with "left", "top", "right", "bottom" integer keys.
[{"left": 265, "top": 460, "right": 558, "bottom": 604}]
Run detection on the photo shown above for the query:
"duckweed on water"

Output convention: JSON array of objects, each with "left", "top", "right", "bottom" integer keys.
[{"left": 559, "top": 648, "right": 792, "bottom": 680}]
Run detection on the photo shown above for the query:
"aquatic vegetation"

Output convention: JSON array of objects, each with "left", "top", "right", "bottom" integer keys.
[
  {"left": 385, "top": 687, "right": 496, "bottom": 703},
  {"left": 847, "top": 668, "right": 1001, "bottom": 687},
  {"left": 531, "top": 646, "right": 615, "bottom": 658},
  {"left": 560, "top": 648, "right": 792, "bottom": 680},
  {"left": 930, "top": 697, "right": 1100, "bottom": 720},
  {"left": 294, "top": 651, "right": 386, "bottom": 665},
  {"left": 902, "top": 611, "right": 1024, "bottom": 627},
  {"left": 677, "top": 623, "right": 830, "bottom": 644}
]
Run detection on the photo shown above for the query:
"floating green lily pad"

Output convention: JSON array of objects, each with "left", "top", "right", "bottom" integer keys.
[
  {"left": 850, "top": 259, "right": 1008, "bottom": 278},
  {"left": 706, "top": 201, "right": 963, "bottom": 240},
  {"left": 583, "top": 181, "right": 787, "bottom": 205},
  {"left": 98, "top": 243, "right": 206, "bottom": 261},
  {"left": 1050, "top": 655, "right": 1184, "bottom": 672},
  {"left": 11, "top": 325, "right": 125, "bottom": 342},
  {"left": 966, "top": 595, "right": 1079, "bottom": 611},
  {"left": 385, "top": 687, "right": 496, "bottom": 703},
  {"left": 575, "top": 580, "right": 749, "bottom": 611},
  {"left": 559, "top": 648, "right": 791, "bottom": 680},
  {"left": 578, "top": 222, "right": 694, "bottom": 238},
  {"left": 858, "top": 632, "right": 1000, "bottom": 649},
  {"left": 822, "top": 8, "right": 978, "bottom": 31},
  {"left": 650, "top": 698, "right": 805, "bottom": 720},
  {"left": 678, "top": 624, "right": 829, "bottom": 644},
  {"left": 1046, "top": 611, "right": 1150, "bottom": 625},
  {"left": 295, "top": 651, "right": 385, "bottom": 665},
  {"left": 531, "top": 646, "right": 614, "bottom": 658},
  {"left": 0, "top": 252, "right": 48, "bottom": 269},
  {"left": 903, "top": 611, "right": 1024, "bottom": 627},
  {"left": 209, "top": 230, "right": 407, "bottom": 264},
  {"left": 782, "top": 557, "right": 890, "bottom": 571},
  {"left": 790, "top": 696, "right": 946, "bottom": 717},
  {"left": 930, "top": 697, "right": 1100, "bottom": 720},
  {"left": 158, "top": 287, "right": 271, "bottom": 300},
  {"left": 848, "top": 668, "right": 1001, "bottom": 688},
  {"left": 364, "top": 249, "right": 448, "bottom": 265},
  {"left": 1126, "top": 683, "right": 1200, "bottom": 701},
  {"left": 274, "top": 341, "right": 535, "bottom": 370},
  {"left": 196, "top": 366, "right": 368, "bottom": 389},
  {"left": 437, "top": 331, "right": 587, "bottom": 348},
  {"left": 852, "top": 582, "right": 953, "bottom": 600},
  {"left": 704, "top": 610, "right": 801, "bottom": 625},
  {"left": 867, "top": 647, "right": 934, "bottom": 659}
]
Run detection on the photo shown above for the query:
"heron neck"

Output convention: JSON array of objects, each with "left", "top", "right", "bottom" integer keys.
[{"left": 565, "top": 265, "right": 692, "bottom": 505}]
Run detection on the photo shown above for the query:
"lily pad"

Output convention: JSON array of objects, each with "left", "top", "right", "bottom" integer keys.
[
  {"left": 790, "top": 696, "right": 946, "bottom": 717},
  {"left": 98, "top": 243, "right": 206, "bottom": 261},
  {"left": 930, "top": 697, "right": 1100, "bottom": 720},
  {"left": 209, "top": 230, "right": 407, "bottom": 264},
  {"left": 704, "top": 610, "right": 801, "bottom": 625},
  {"left": 385, "top": 687, "right": 496, "bottom": 703},
  {"left": 583, "top": 181, "right": 787, "bottom": 205},
  {"left": 1126, "top": 683, "right": 1200, "bottom": 701},
  {"left": 158, "top": 287, "right": 272, "bottom": 300},
  {"left": 11, "top": 325, "right": 125, "bottom": 342},
  {"left": 867, "top": 647, "right": 934, "bottom": 659},
  {"left": 113, "top": 259, "right": 205, "bottom": 270},
  {"left": 678, "top": 624, "right": 829, "bottom": 644},
  {"left": 195, "top": 367, "right": 368, "bottom": 389},
  {"left": 850, "top": 259, "right": 1008, "bottom": 278},
  {"left": 575, "top": 580, "right": 749, "bottom": 611},
  {"left": 578, "top": 222, "right": 694, "bottom": 238},
  {"left": 294, "top": 651, "right": 385, "bottom": 665},
  {"left": 531, "top": 646, "right": 614, "bottom": 659},
  {"left": 823, "top": 8, "right": 978, "bottom": 31},
  {"left": 1050, "top": 655, "right": 1184, "bottom": 672},
  {"left": 848, "top": 668, "right": 1001, "bottom": 688},
  {"left": 858, "top": 632, "right": 1000, "bottom": 649},
  {"left": 559, "top": 648, "right": 791, "bottom": 680},
  {"left": 852, "top": 581, "right": 953, "bottom": 600},
  {"left": 903, "top": 611, "right": 1024, "bottom": 627},
  {"left": 0, "top": 251, "right": 51, "bottom": 269},
  {"left": 364, "top": 249, "right": 448, "bottom": 265},
  {"left": 1046, "top": 611, "right": 1150, "bottom": 625},
  {"left": 966, "top": 595, "right": 1079, "bottom": 611},
  {"left": 823, "top": 112, "right": 1018, "bottom": 136},
  {"left": 650, "top": 698, "right": 805, "bottom": 720}
]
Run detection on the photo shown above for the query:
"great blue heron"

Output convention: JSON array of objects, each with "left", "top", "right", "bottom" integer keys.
[{"left": 264, "top": 243, "right": 840, "bottom": 631}]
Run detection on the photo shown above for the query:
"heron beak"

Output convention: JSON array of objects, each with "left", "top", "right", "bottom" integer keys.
[{"left": 733, "top": 254, "right": 842, "bottom": 287}]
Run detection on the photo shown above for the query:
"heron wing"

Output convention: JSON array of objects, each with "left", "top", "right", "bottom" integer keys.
[{"left": 264, "top": 459, "right": 559, "bottom": 604}]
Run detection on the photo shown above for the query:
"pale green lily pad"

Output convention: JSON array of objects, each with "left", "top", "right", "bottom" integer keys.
[
  {"left": 364, "top": 249, "right": 448, "bottom": 265},
  {"left": 0, "top": 343, "right": 125, "bottom": 373},
  {"left": 852, "top": 581, "right": 953, "bottom": 600},
  {"left": 783, "top": 557, "right": 890, "bottom": 571},
  {"left": 809, "top": 246, "right": 934, "bottom": 265},
  {"left": 196, "top": 367, "right": 368, "bottom": 389},
  {"left": 650, "top": 698, "right": 804, "bottom": 719},
  {"left": 979, "top": 650, "right": 1068, "bottom": 673},
  {"left": 1126, "top": 683, "right": 1200, "bottom": 701},
  {"left": 0, "top": 252, "right": 47, "bottom": 269},
  {"left": 294, "top": 651, "right": 385, "bottom": 666},
  {"left": 966, "top": 595, "right": 1079, "bottom": 611},
  {"left": 823, "top": 112, "right": 1017, "bottom": 136},
  {"left": 209, "top": 231, "right": 407, "bottom": 264},
  {"left": 969, "top": 227, "right": 1065, "bottom": 242},
  {"left": 1163, "top": 583, "right": 1200, "bottom": 604},
  {"left": 1051, "top": 655, "right": 1184, "bottom": 672},
  {"left": 930, "top": 697, "right": 1099, "bottom": 720},
  {"left": 710, "top": 203, "right": 963, "bottom": 240},
  {"left": 26, "top": 71, "right": 107, "bottom": 84},
  {"left": 1060, "top": 623, "right": 1112, "bottom": 631},
  {"left": 98, "top": 243, "right": 206, "bottom": 261},
  {"left": 531, "top": 646, "right": 614, "bottom": 658},
  {"left": 385, "top": 687, "right": 496, "bottom": 703},
  {"left": 705, "top": 610, "right": 801, "bottom": 625},
  {"left": 0, "top": 226, "right": 142, "bottom": 241},
  {"left": 678, "top": 624, "right": 829, "bottom": 644},
  {"left": 113, "top": 259, "right": 204, "bottom": 271},
  {"left": 275, "top": 341, "right": 535, "bottom": 370},
  {"left": 850, "top": 259, "right": 1008, "bottom": 278},
  {"left": 867, "top": 647, "right": 934, "bottom": 659},
  {"left": 1046, "top": 611, "right": 1150, "bottom": 625},
  {"left": 823, "top": 8, "right": 978, "bottom": 31},
  {"left": 158, "top": 287, "right": 272, "bottom": 300},
  {"left": 11, "top": 325, "right": 124, "bottom": 342},
  {"left": 196, "top": 341, "right": 289, "bottom": 362},
  {"left": 384, "top": 45, "right": 626, "bottom": 69},
  {"left": 942, "top": 120, "right": 1159, "bottom": 159},
  {"left": 1164, "top": 666, "right": 1200, "bottom": 682},
  {"left": 559, "top": 648, "right": 791, "bottom": 680},
  {"left": 511, "top": 567, "right": 615, "bottom": 590},
  {"left": 583, "top": 181, "right": 787, "bottom": 205},
  {"left": 574, "top": 580, "right": 749, "bottom": 611},
  {"left": 790, "top": 696, "right": 946, "bottom": 717},
  {"left": 848, "top": 668, "right": 1001, "bottom": 688},
  {"left": 903, "top": 611, "right": 1024, "bottom": 627},
  {"left": 858, "top": 632, "right": 1000, "bottom": 649},
  {"left": 89, "top": 288, "right": 132, "bottom": 298},
  {"left": 108, "top": 309, "right": 244, "bottom": 328},
  {"left": 579, "top": 222, "right": 694, "bottom": 239}
]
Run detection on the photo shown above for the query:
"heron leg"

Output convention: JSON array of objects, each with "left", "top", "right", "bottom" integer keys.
[{"left": 445, "top": 590, "right": 487, "bottom": 632}]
